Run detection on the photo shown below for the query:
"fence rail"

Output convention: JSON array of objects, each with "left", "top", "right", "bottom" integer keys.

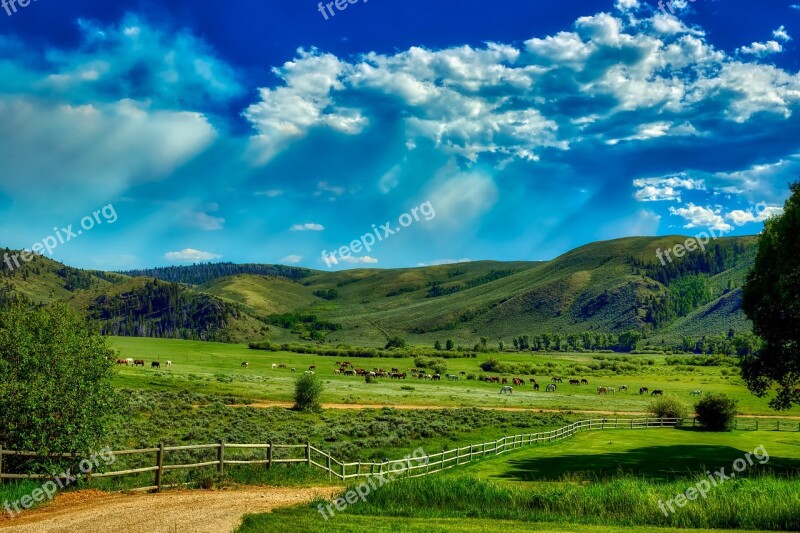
[{"left": 1, "top": 415, "right": 796, "bottom": 491}]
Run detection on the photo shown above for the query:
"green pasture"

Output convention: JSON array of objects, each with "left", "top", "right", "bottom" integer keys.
[
  {"left": 452, "top": 429, "right": 800, "bottom": 482},
  {"left": 109, "top": 337, "right": 800, "bottom": 416}
]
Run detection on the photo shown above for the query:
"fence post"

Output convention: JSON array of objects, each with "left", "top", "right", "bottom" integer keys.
[
  {"left": 357, "top": 461, "right": 361, "bottom": 478},
  {"left": 267, "top": 441, "right": 273, "bottom": 469},
  {"left": 456, "top": 447, "right": 460, "bottom": 466},
  {"left": 155, "top": 442, "right": 164, "bottom": 492},
  {"left": 756, "top": 420, "right": 759, "bottom": 431},
  {"left": 777, "top": 420, "right": 780, "bottom": 432},
  {"left": 306, "top": 441, "right": 312, "bottom": 467},
  {"left": 218, "top": 441, "right": 225, "bottom": 476},
  {"left": 327, "top": 454, "right": 332, "bottom": 481}
]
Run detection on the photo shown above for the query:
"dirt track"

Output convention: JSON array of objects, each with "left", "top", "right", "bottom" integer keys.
[
  {"left": 0, "top": 486, "right": 338, "bottom": 533},
  {"left": 227, "top": 402, "right": 800, "bottom": 419}
]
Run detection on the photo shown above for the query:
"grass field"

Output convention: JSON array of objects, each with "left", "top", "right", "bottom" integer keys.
[
  {"left": 109, "top": 337, "right": 800, "bottom": 416},
  {"left": 236, "top": 429, "right": 800, "bottom": 533}
]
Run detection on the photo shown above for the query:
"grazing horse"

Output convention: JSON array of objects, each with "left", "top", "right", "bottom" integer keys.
[
  {"left": 151, "top": 361, "right": 160, "bottom": 369},
  {"left": 639, "top": 387, "right": 649, "bottom": 395},
  {"left": 607, "top": 387, "right": 616, "bottom": 394},
  {"left": 241, "top": 362, "right": 249, "bottom": 368},
  {"left": 166, "top": 361, "right": 172, "bottom": 367},
  {"left": 309, "top": 365, "right": 316, "bottom": 371},
  {"left": 530, "top": 378, "right": 537, "bottom": 385},
  {"left": 447, "top": 374, "right": 459, "bottom": 381},
  {"left": 133, "top": 360, "right": 145, "bottom": 367},
  {"left": 391, "top": 368, "right": 399, "bottom": 373},
  {"left": 569, "top": 379, "right": 581, "bottom": 386},
  {"left": 117, "top": 359, "right": 129, "bottom": 366},
  {"left": 271, "top": 364, "right": 277, "bottom": 369},
  {"left": 432, "top": 374, "right": 441, "bottom": 381},
  {"left": 551, "top": 377, "right": 562, "bottom": 383},
  {"left": 278, "top": 364, "right": 287, "bottom": 369},
  {"left": 459, "top": 371, "right": 466, "bottom": 375},
  {"left": 499, "top": 386, "right": 513, "bottom": 394},
  {"left": 533, "top": 383, "right": 540, "bottom": 391},
  {"left": 546, "top": 384, "right": 557, "bottom": 392},
  {"left": 597, "top": 387, "right": 608, "bottom": 395},
  {"left": 501, "top": 377, "right": 509, "bottom": 384},
  {"left": 651, "top": 389, "right": 664, "bottom": 396},
  {"left": 513, "top": 378, "right": 524, "bottom": 386},
  {"left": 291, "top": 368, "right": 296, "bottom": 373},
  {"left": 619, "top": 385, "right": 628, "bottom": 392},
  {"left": 690, "top": 390, "right": 702, "bottom": 396},
  {"left": 581, "top": 379, "right": 589, "bottom": 385}
]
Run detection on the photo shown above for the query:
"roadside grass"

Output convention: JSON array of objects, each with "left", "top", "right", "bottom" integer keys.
[
  {"left": 108, "top": 337, "right": 800, "bottom": 416},
  {"left": 237, "top": 507, "right": 771, "bottom": 533}
]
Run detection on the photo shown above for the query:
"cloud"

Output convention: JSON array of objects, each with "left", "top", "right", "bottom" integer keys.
[
  {"left": 738, "top": 40, "right": 783, "bottom": 57},
  {"left": 255, "top": 189, "right": 285, "bottom": 197},
  {"left": 164, "top": 248, "right": 222, "bottom": 262},
  {"left": 726, "top": 204, "right": 784, "bottom": 226},
  {"left": 668, "top": 203, "right": 732, "bottom": 232},
  {"left": 773, "top": 25, "right": 791, "bottom": 42},
  {"left": 187, "top": 211, "right": 225, "bottom": 231},
  {"left": 633, "top": 175, "right": 706, "bottom": 202},
  {"left": 337, "top": 255, "right": 378, "bottom": 264},
  {"left": 281, "top": 254, "right": 303, "bottom": 263},
  {"left": 290, "top": 223, "right": 325, "bottom": 231}
]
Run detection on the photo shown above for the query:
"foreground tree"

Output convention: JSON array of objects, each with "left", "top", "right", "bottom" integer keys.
[
  {"left": 0, "top": 303, "right": 116, "bottom": 455},
  {"left": 742, "top": 181, "right": 800, "bottom": 410}
]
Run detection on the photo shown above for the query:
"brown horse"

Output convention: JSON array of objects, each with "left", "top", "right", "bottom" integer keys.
[
  {"left": 640, "top": 387, "right": 649, "bottom": 395},
  {"left": 151, "top": 361, "right": 160, "bottom": 369},
  {"left": 133, "top": 359, "right": 145, "bottom": 367},
  {"left": 116, "top": 359, "right": 129, "bottom": 366},
  {"left": 651, "top": 389, "right": 664, "bottom": 396},
  {"left": 581, "top": 379, "right": 589, "bottom": 385},
  {"left": 569, "top": 379, "right": 581, "bottom": 386}
]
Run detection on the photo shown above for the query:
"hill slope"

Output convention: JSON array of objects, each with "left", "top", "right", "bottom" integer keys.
[{"left": 0, "top": 236, "right": 758, "bottom": 346}]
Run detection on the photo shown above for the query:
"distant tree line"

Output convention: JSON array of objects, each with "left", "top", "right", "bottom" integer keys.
[
  {"left": 87, "top": 279, "right": 241, "bottom": 342},
  {"left": 119, "top": 262, "right": 311, "bottom": 286},
  {"left": 426, "top": 269, "right": 517, "bottom": 298}
]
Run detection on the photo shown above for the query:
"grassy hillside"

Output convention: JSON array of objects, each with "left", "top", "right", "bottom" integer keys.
[{"left": 0, "top": 236, "right": 759, "bottom": 346}]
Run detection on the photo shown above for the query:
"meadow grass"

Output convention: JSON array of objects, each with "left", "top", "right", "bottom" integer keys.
[{"left": 108, "top": 337, "right": 800, "bottom": 416}]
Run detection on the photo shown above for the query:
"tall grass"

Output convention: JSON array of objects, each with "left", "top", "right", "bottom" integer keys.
[{"left": 340, "top": 474, "right": 800, "bottom": 530}]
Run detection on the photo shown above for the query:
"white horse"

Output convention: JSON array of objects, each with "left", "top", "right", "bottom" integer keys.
[
  {"left": 500, "top": 386, "right": 513, "bottom": 394},
  {"left": 690, "top": 390, "right": 702, "bottom": 396},
  {"left": 166, "top": 361, "right": 172, "bottom": 367},
  {"left": 271, "top": 364, "right": 277, "bottom": 369}
]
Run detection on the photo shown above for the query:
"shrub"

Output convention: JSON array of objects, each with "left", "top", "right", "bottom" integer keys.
[
  {"left": 293, "top": 373, "right": 323, "bottom": 412},
  {"left": 385, "top": 336, "right": 407, "bottom": 349},
  {"left": 695, "top": 393, "right": 738, "bottom": 431},
  {"left": 0, "top": 303, "right": 115, "bottom": 461},
  {"left": 649, "top": 395, "right": 689, "bottom": 420}
]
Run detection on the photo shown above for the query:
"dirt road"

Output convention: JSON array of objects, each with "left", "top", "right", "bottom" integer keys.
[
  {"left": 227, "top": 402, "right": 800, "bottom": 419},
  {"left": 0, "top": 486, "right": 338, "bottom": 533}
]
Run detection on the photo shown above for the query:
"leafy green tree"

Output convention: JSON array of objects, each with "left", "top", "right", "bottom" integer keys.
[
  {"left": 445, "top": 339, "right": 454, "bottom": 351},
  {"left": 649, "top": 395, "right": 689, "bottom": 420},
  {"left": 385, "top": 336, "right": 406, "bottom": 349},
  {"left": 742, "top": 181, "right": 800, "bottom": 410},
  {"left": 434, "top": 340, "right": 442, "bottom": 351},
  {"left": 294, "top": 373, "right": 323, "bottom": 412},
  {"left": 0, "top": 303, "right": 116, "bottom": 456}
]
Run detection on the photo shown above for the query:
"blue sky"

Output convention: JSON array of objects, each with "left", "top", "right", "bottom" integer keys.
[{"left": 0, "top": 0, "right": 798, "bottom": 271}]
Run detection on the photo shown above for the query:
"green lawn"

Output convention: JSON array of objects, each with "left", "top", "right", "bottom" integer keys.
[
  {"left": 109, "top": 337, "right": 800, "bottom": 416},
  {"left": 452, "top": 429, "right": 800, "bottom": 482}
]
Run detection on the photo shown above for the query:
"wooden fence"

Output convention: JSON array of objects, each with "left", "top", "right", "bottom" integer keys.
[{"left": 0, "top": 417, "right": 681, "bottom": 491}]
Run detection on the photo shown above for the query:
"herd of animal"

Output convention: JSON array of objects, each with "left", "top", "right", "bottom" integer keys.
[
  {"left": 116, "top": 358, "right": 171, "bottom": 368},
  {"left": 114, "top": 359, "right": 708, "bottom": 399}
]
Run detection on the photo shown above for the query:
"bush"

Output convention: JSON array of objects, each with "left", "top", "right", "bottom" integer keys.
[
  {"left": 293, "top": 374, "right": 323, "bottom": 412},
  {"left": 649, "top": 395, "right": 689, "bottom": 420},
  {"left": 0, "top": 303, "right": 115, "bottom": 460},
  {"left": 695, "top": 393, "right": 738, "bottom": 431},
  {"left": 385, "top": 337, "right": 406, "bottom": 349}
]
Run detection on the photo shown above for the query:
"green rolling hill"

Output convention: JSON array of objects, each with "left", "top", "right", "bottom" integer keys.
[{"left": 0, "top": 235, "right": 758, "bottom": 347}]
